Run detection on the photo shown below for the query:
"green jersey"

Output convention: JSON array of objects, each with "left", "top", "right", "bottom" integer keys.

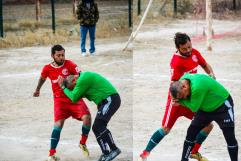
[
  {"left": 179, "top": 74, "right": 229, "bottom": 112},
  {"left": 64, "top": 72, "right": 117, "bottom": 105}
]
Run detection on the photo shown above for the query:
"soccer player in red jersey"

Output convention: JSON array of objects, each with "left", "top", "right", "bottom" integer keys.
[
  {"left": 139, "top": 33, "right": 215, "bottom": 161},
  {"left": 33, "top": 45, "right": 91, "bottom": 161}
]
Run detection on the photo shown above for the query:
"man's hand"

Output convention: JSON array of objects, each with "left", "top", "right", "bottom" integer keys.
[
  {"left": 33, "top": 90, "right": 40, "bottom": 97},
  {"left": 209, "top": 72, "right": 216, "bottom": 79},
  {"left": 33, "top": 76, "right": 46, "bottom": 97},
  {"left": 171, "top": 98, "right": 181, "bottom": 106},
  {"left": 57, "top": 76, "right": 65, "bottom": 89}
]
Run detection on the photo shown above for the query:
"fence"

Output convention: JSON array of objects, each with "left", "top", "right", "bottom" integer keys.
[
  {"left": 134, "top": 0, "right": 241, "bottom": 18},
  {"left": 1, "top": 0, "right": 129, "bottom": 37}
]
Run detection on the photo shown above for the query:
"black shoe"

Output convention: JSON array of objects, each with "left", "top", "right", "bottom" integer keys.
[
  {"left": 104, "top": 148, "right": 121, "bottom": 161},
  {"left": 98, "top": 154, "right": 106, "bottom": 161}
]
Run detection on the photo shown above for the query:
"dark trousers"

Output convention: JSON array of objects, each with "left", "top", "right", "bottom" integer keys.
[
  {"left": 92, "top": 94, "right": 121, "bottom": 154},
  {"left": 181, "top": 96, "right": 238, "bottom": 161}
]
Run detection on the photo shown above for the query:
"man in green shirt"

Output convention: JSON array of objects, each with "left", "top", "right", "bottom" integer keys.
[
  {"left": 58, "top": 71, "right": 121, "bottom": 161},
  {"left": 170, "top": 74, "right": 238, "bottom": 161}
]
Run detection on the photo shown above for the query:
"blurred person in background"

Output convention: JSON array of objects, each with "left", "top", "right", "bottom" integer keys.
[{"left": 77, "top": 0, "right": 99, "bottom": 56}]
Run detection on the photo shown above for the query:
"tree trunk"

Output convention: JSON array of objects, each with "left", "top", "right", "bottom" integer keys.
[{"left": 36, "top": 0, "right": 41, "bottom": 22}]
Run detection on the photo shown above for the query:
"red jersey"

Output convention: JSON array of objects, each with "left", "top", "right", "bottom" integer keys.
[
  {"left": 41, "top": 60, "right": 80, "bottom": 101},
  {"left": 162, "top": 48, "right": 208, "bottom": 128},
  {"left": 170, "top": 48, "right": 206, "bottom": 81}
]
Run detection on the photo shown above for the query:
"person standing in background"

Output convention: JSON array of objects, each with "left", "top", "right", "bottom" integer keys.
[{"left": 77, "top": 0, "right": 99, "bottom": 56}]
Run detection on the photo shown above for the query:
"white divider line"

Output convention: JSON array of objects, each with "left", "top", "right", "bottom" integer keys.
[{"left": 102, "top": 60, "right": 128, "bottom": 66}]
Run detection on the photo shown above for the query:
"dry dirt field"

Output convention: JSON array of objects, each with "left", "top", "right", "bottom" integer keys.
[
  {"left": 0, "top": 38, "right": 132, "bottom": 161},
  {"left": 133, "top": 19, "right": 241, "bottom": 161},
  {"left": 1, "top": 18, "right": 241, "bottom": 161}
]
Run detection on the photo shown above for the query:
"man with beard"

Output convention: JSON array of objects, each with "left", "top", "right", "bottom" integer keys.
[
  {"left": 33, "top": 45, "right": 91, "bottom": 161},
  {"left": 139, "top": 33, "right": 215, "bottom": 161}
]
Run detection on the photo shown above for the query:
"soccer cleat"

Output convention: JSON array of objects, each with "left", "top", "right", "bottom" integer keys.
[
  {"left": 79, "top": 144, "right": 90, "bottom": 157},
  {"left": 98, "top": 154, "right": 106, "bottom": 161},
  {"left": 139, "top": 150, "right": 150, "bottom": 161},
  {"left": 104, "top": 148, "right": 121, "bottom": 161},
  {"left": 47, "top": 154, "right": 60, "bottom": 161},
  {"left": 190, "top": 152, "right": 208, "bottom": 161},
  {"left": 98, "top": 148, "right": 121, "bottom": 161}
]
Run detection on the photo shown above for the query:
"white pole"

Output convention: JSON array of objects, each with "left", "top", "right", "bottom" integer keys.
[
  {"left": 36, "top": 0, "right": 41, "bottom": 22},
  {"left": 123, "top": 0, "right": 153, "bottom": 51},
  {"left": 73, "top": 0, "right": 78, "bottom": 18},
  {"left": 206, "top": 0, "right": 212, "bottom": 51}
]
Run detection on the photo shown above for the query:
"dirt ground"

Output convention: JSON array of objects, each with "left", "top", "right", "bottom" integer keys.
[
  {"left": 0, "top": 38, "right": 132, "bottom": 161},
  {"left": 133, "top": 19, "right": 241, "bottom": 161}
]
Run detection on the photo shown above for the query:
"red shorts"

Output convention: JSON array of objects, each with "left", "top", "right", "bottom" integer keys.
[
  {"left": 162, "top": 93, "right": 194, "bottom": 128},
  {"left": 54, "top": 98, "right": 90, "bottom": 122}
]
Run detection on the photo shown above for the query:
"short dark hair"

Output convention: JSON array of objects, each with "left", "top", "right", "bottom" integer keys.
[
  {"left": 174, "top": 32, "right": 191, "bottom": 48},
  {"left": 64, "top": 75, "right": 75, "bottom": 88},
  {"left": 51, "top": 44, "right": 65, "bottom": 55},
  {"left": 170, "top": 81, "right": 183, "bottom": 99}
]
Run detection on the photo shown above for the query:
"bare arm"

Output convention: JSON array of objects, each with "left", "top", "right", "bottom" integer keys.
[
  {"left": 202, "top": 63, "right": 216, "bottom": 79},
  {"left": 33, "top": 76, "right": 46, "bottom": 97}
]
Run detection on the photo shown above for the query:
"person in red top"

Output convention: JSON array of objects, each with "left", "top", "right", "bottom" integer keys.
[
  {"left": 33, "top": 45, "right": 91, "bottom": 161},
  {"left": 139, "top": 33, "right": 215, "bottom": 161}
]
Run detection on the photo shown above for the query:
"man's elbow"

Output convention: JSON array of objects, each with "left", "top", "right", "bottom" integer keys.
[
  {"left": 71, "top": 97, "right": 80, "bottom": 103},
  {"left": 192, "top": 107, "right": 199, "bottom": 113}
]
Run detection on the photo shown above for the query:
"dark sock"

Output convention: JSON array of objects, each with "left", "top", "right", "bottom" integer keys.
[
  {"left": 49, "top": 126, "right": 62, "bottom": 156},
  {"left": 181, "top": 140, "right": 195, "bottom": 161},
  {"left": 105, "top": 129, "right": 117, "bottom": 151},
  {"left": 145, "top": 128, "right": 166, "bottom": 152},
  {"left": 96, "top": 129, "right": 117, "bottom": 154},
  {"left": 97, "top": 133, "right": 110, "bottom": 155},
  {"left": 228, "top": 144, "right": 238, "bottom": 161}
]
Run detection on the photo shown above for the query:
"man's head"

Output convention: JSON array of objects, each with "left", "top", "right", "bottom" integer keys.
[
  {"left": 51, "top": 44, "right": 65, "bottom": 66},
  {"left": 63, "top": 75, "right": 79, "bottom": 90},
  {"left": 170, "top": 79, "right": 190, "bottom": 99},
  {"left": 174, "top": 32, "right": 192, "bottom": 57}
]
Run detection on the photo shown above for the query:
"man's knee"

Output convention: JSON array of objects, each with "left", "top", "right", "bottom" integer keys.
[
  {"left": 202, "top": 122, "right": 214, "bottom": 134},
  {"left": 161, "top": 126, "right": 171, "bottom": 135},
  {"left": 81, "top": 114, "right": 91, "bottom": 126},
  {"left": 54, "top": 119, "right": 65, "bottom": 128},
  {"left": 92, "top": 120, "right": 107, "bottom": 136},
  {"left": 186, "top": 125, "right": 202, "bottom": 141}
]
